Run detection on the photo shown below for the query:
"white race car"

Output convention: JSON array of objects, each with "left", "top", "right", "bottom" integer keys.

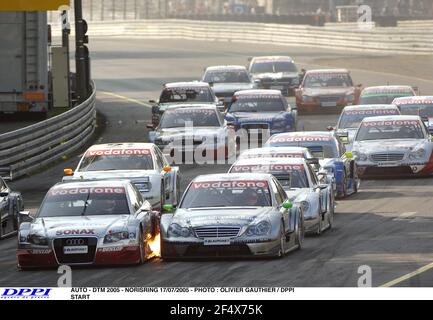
[
  {"left": 352, "top": 115, "right": 433, "bottom": 177},
  {"left": 229, "top": 157, "right": 335, "bottom": 235},
  {"left": 64, "top": 143, "right": 181, "bottom": 210}
]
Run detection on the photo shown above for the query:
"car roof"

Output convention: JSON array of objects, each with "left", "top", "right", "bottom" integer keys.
[
  {"left": 193, "top": 173, "right": 274, "bottom": 182},
  {"left": 205, "top": 65, "right": 247, "bottom": 71},
  {"left": 252, "top": 56, "right": 294, "bottom": 62},
  {"left": 342, "top": 104, "right": 399, "bottom": 112},
  {"left": 234, "top": 89, "right": 282, "bottom": 96},
  {"left": 362, "top": 85, "right": 414, "bottom": 93},
  {"left": 306, "top": 68, "right": 349, "bottom": 74},
  {"left": 393, "top": 96, "right": 433, "bottom": 103},
  {"left": 234, "top": 157, "right": 307, "bottom": 166},
  {"left": 164, "top": 82, "right": 210, "bottom": 88},
  {"left": 87, "top": 143, "right": 155, "bottom": 151},
  {"left": 361, "top": 115, "right": 421, "bottom": 122},
  {"left": 53, "top": 179, "right": 132, "bottom": 190},
  {"left": 241, "top": 147, "right": 309, "bottom": 155},
  {"left": 165, "top": 104, "right": 218, "bottom": 111}
]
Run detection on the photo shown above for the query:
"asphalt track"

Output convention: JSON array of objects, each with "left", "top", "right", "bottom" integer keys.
[{"left": 1, "top": 38, "right": 433, "bottom": 287}]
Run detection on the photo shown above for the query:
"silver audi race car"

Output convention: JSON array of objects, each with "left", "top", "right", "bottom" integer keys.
[
  {"left": 352, "top": 115, "right": 433, "bottom": 177},
  {"left": 64, "top": 143, "right": 180, "bottom": 210},
  {"left": 332, "top": 104, "right": 401, "bottom": 149},
  {"left": 0, "top": 176, "right": 25, "bottom": 239},
  {"left": 17, "top": 180, "right": 157, "bottom": 269},
  {"left": 229, "top": 158, "right": 334, "bottom": 235},
  {"left": 202, "top": 65, "right": 257, "bottom": 105},
  {"left": 160, "top": 173, "right": 304, "bottom": 259},
  {"left": 149, "top": 105, "right": 237, "bottom": 163}
]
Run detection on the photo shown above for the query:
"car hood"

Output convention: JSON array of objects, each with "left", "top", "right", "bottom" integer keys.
[
  {"left": 213, "top": 83, "right": 254, "bottom": 93},
  {"left": 253, "top": 72, "right": 298, "bottom": 79},
  {"left": 72, "top": 170, "right": 156, "bottom": 180},
  {"left": 353, "top": 139, "right": 426, "bottom": 153},
  {"left": 156, "top": 127, "right": 224, "bottom": 141},
  {"left": 171, "top": 207, "right": 275, "bottom": 227},
  {"left": 30, "top": 215, "right": 132, "bottom": 238},
  {"left": 229, "top": 112, "right": 286, "bottom": 122},
  {"left": 303, "top": 87, "right": 354, "bottom": 96}
]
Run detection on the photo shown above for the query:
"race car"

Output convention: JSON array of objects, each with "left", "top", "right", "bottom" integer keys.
[
  {"left": 17, "top": 180, "right": 157, "bottom": 269},
  {"left": 0, "top": 176, "right": 25, "bottom": 239},
  {"left": 63, "top": 143, "right": 180, "bottom": 210},
  {"left": 225, "top": 90, "right": 297, "bottom": 143},
  {"left": 160, "top": 173, "right": 304, "bottom": 259},
  {"left": 393, "top": 96, "right": 433, "bottom": 133},
  {"left": 229, "top": 158, "right": 334, "bottom": 235},
  {"left": 352, "top": 115, "right": 433, "bottom": 177},
  {"left": 148, "top": 82, "right": 223, "bottom": 127},
  {"left": 238, "top": 146, "right": 320, "bottom": 172},
  {"left": 359, "top": 85, "right": 416, "bottom": 105},
  {"left": 332, "top": 105, "right": 401, "bottom": 149},
  {"left": 295, "top": 69, "right": 362, "bottom": 114},
  {"left": 149, "top": 105, "right": 237, "bottom": 163},
  {"left": 202, "top": 65, "right": 257, "bottom": 105},
  {"left": 248, "top": 56, "right": 302, "bottom": 96},
  {"left": 265, "top": 131, "right": 359, "bottom": 198}
]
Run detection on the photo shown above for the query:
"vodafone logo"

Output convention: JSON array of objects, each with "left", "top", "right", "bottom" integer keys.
[
  {"left": 362, "top": 120, "right": 420, "bottom": 127},
  {"left": 50, "top": 187, "right": 125, "bottom": 196},
  {"left": 270, "top": 136, "right": 331, "bottom": 143},
  {"left": 232, "top": 164, "right": 305, "bottom": 173},
  {"left": 345, "top": 110, "right": 398, "bottom": 116},
  {"left": 192, "top": 181, "right": 269, "bottom": 189},
  {"left": 86, "top": 149, "right": 150, "bottom": 157},
  {"left": 246, "top": 153, "right": 304, "bottom": 159}
]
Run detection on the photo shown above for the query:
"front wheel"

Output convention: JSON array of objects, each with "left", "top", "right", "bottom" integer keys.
[
  {"left": 295, "top": 213, "right": 304, "bottom": 250},
  {"left": 275, "top": 224, "right": 286, "bottom": 258}
]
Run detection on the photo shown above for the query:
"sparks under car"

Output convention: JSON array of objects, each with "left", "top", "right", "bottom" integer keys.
[
  {"left": 229, "top": 158, "right": 334, "bottom": 235},
  {"left": 149, "top": 105, "right": 236, "bottom": 162},
  {"left": 160, "top": 173, "right": 304, "bottom": 259},
  {"left": 17, "top": 180, "right": 157, "bottom": 269},
  {"left": 265, "top": 132, "right": 359, "bottom": 198},
  {"left": 64, "top": 143, "right": 180, "bottom": 210},
  {"left": 333, "top": 105, "right": 401, "bottom": 149},
  {"left": 352, "top": 115, "right": 433, "bottom": 177},
  {"left": 295, "top": 69, "right": 361, "bottom": 114}
]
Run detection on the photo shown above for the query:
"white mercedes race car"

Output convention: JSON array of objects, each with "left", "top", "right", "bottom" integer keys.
[
  {"left": 229, "top": 157, "right": 334, "bottom": 235},
  {"left": 17, "top": 180, "right": 157, "bottom": 269},
  {"left": 352, "top": 115, "right": 433, "bottom": 177},
  {"left": 63, "top": 143, "right": 181, "bottom": 210}
]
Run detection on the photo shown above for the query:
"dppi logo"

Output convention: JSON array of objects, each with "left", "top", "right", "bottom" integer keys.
[{"left": 1, "top": 288, "right": 51, "bottom": 299}]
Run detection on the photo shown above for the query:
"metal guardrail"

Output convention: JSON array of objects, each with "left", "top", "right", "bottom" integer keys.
[{"left": 0, "top": 83, "right": 96, "bottom": 180}]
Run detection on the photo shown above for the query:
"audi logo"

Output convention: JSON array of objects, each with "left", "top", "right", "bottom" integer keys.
[{"left": 65, "top": 239, "right": 85, "bottom": 246}]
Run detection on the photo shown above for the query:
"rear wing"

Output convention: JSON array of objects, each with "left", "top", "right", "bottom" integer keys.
[{"left": 0, "top": 167, "right": 12, "bottom": 181}]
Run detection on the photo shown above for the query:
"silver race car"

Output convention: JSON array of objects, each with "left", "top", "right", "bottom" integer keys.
[
  {"left": 17, "top": 180, "right": 157, "bottom": 269},
  {"left": 229, "top": 157, "right": 334, "bottom": 235},
  {"left": 332, "top": 104, "right": 401, "bottom": 149},
  {"left": 160, "top": 173, "right": 304, "bottom": 259},
  {"left": 0, "top": 176, "right": 25, "bottom": 239},
  {"left": 352, "top": 115, "right": 433, "bottom": 177},
  {"left": 64, "top": 143, "right": 180, "bottom": 210}
]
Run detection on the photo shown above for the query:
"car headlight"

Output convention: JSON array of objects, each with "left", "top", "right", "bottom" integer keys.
[
  {"left": 246, "top": 221, "right": 271, "bottom": 236},
  {"left": 353, "top": 151, "right": 368, "bottom": 161},
  {"left": 28, "top": 234, "right": 48, "bottom": 246},
  {"left": 104, "top": 231, "right": 130, "bottom": 244},
  {"left": 409, "top": 148, "right": 426, "bottom": 159},
  {"left": 300, "top": 201, "right": 310, "bottom": 213},
  {"left": 302, "top": 95, "right": 314, "bottom": 103},
  {"left": 168, "top": 223, "right": 193, "bottom": 238}
]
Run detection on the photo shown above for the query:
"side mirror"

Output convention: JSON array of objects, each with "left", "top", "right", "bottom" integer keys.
[
  {"left": 19, "top": 211, "right": 33, "bottom": 223},
  {"left": 357, "top": 84, "right": 363, "bottom": 88},
  {"left": 345, "top": 151, "right": 354, "bottom": 159},
  {"left": 319, "top": 184, "right": 329, "bottom": 190},
  {"left": 163, "top": 165, "right": 172, "bottom": 172},
  {"left": 338, "top": 132, "right": 349, "bottom": 144},
  {"left": 327, "top": 126, "right": 334, "bottom": 131},
  {"left": 146, "top": 123, "right": 155, "bottom": 129},
  {"left": 64, "top": 168, "right": 74, "bottom": 176},
  {"left": 162, "top": 204, "right": 174, "bottom": 213},
  {"left": 247, "top": 57, "right": 253, "bottom": 62},
  {"left": 149, "top": 100, "right": 156, "bottom": 104},
  {"left": 209, "top": 82, "right": 214, "bottom": 87},
  {"left": 282, "top": 200, "right": 293, "bottom": 210},
  {"left": 0, "top": 192, "right": 9, "bottom": 197}
]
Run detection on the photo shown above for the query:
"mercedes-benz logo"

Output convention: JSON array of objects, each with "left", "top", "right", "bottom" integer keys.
[{"left": 65, "top": 239, "right": 85, "bottom": 246}]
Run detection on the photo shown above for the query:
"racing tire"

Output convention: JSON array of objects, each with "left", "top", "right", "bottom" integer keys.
[
  {"left": 138, "top": 229, "right": 146, "bottom": 264},
  {"left": 275, "top": 223, "right": 286, "bottom": 258},
  {"left": 159, "top": 182, "right": 165, "bottom": 211},
  {"left": 327, "top": 199, "right": 334, "bottom": 231},
  {"left": 316, "top": 216, "right": 323, "bottom": 236},
  {"left": 339, "top": 173, "right": 348, "bottom": 198},
  {"left": 295, "top": 213, "right": 304, "bottom": 250}
]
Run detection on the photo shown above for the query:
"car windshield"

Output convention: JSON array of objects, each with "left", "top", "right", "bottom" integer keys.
[
  {"left": 356, "top": 120, "right": 425, "bottom": 141},
  {"left": 180, "top": 180, "right": 272, "bottom": 208},
  {"left": 338, "top": 109, "right": 400, "bottom": 129},
  {"left": 399, "top": 104, "right": 433, "bottom": 118},
  {"left": 229, "top": 96, "right": 285, "bottom": 112},
  {"left": 251, "top": 61, "right": 297, "bottom": 73},
  {"left": 38, "top": 187, "right": 130, "bottom": 217},
  {"left": 160, "top": 109, "right": 220, "bottom": 128},
  {"left": 159, "top": 87, "right": 213, "bottom": 103},
  {"left": 304, "top": 73, "right": 353, "bottom": 88},
  {"left": 360, "top": 93, "right": 413, "bottom": 105},
  {"left": 266, "top": 138, "right": 339, "bottom": 159},
  {"left": 78, "top": 149, "right": 154, "bottom": 171},
  {"left": 230, "top": 165, "right": 309, "bottom": 188},
  {"left": 204, "top": 70, "right": 250, "bottom": 83}
]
